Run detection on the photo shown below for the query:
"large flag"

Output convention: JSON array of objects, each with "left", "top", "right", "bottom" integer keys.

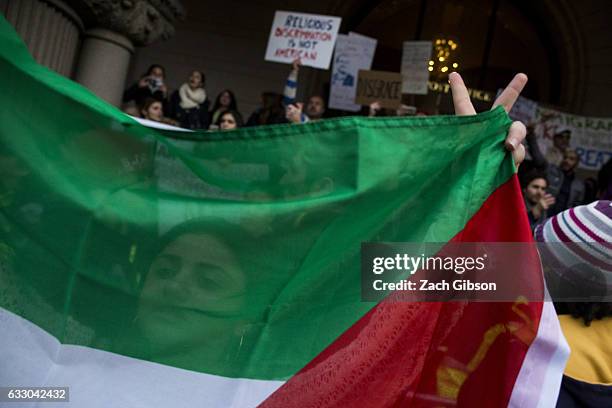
[{"left": 0, "top": 16, "right": 567, "bottom": 407}]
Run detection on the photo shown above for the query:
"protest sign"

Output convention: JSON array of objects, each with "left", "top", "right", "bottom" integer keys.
[
  {"left": 497, "top": 90, "right": 538, "bottom": 124},
  {"left": 329, "top": 32, "right": 377, "bottom": 111},
  {"left": 503, "top": 91, "right": 612, "bottom": 171},
  {"left": 532, "top": 106, "right": 612, "bottom": 171},
  {"left": 355, "top": 70, "right": 402, "bottom": 108},
  {"left": 401, "top": 41, "right": 432, "bottom": 95},
  {"left": 264, "top": 10, "right": 341, "bottom": 69}
]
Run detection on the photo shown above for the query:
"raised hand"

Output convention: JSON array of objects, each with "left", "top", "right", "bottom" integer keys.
[
  {"left": 538, "top": 193, "right": 556, "bottom": 211},
  {"left": 368, "top": 101, "right": 382, "bottom": 117},
  {"left": 292, "top": 59, "right": 301, "bottom": 72},
  {"left": 449, "top": 72, "right": 528, "bottom": 167},
  {"left": 286, "top": 102, "right": 303, "bottom": 124},
  {"left": 138, "top": 76, "right": 150, "bottom": 88}
]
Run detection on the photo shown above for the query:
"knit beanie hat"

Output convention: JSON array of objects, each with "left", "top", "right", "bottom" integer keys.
[{"left": 534, "top": 201, "right": 612, "bottom": 301}]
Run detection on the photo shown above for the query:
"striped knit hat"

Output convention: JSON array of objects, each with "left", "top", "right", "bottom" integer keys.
[{"left": 535, "top": 201, "right": 612, "bottom": 299}]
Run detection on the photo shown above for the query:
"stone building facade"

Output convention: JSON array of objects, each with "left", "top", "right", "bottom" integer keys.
[
  {"left": 2, "top": 0, "right": 612, "bottom": 117},
  {"left": 1, "top": 0, "right": 184, "bottom": 106}
]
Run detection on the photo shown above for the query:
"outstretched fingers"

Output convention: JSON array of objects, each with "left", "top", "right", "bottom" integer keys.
[
  {"left": 492, "top": 73, "right": 528, "bottom": 113},
  {"left": 449, "top": 72, "right": 476, "bottom": 116}
]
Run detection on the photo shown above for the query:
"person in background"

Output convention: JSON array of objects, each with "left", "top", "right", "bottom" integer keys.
[
  {"left": 140, "top": 97, "right": 178, "bottom": 126},
  {"left": 535, "top": 201, "right": 612, "bottom": 407},
  {"left": 366, "top": 102, "right": 416, "bottom": 117},
  {"left": 283, "top": 60, "right": 326, "bottom": 123},
  {"left": 285, "top": 95, "right": 326, "bottom": 124},
  {"left": 210, "top": 90, "right": 239, "bottom": 127},
  {"left": 123, "top": 64, "right": 168, "bottom": 109},
  {"left": 140, "top": 98, "right": 163, "bottom": 122},
  {"left": 598, "top": 158, "right": 612, "bottom": 200},
  {"left": 282, "top": 59, "right": 300, "bottom": 106},
  {"left": 583, "top": 177, "right": 599, "bottom": 205},
  {"left": 285, "top": 102, "right": 306, "bottom": 124},
  {"left": 304, "top": 95, "right": 326, "bottom": 121},
  {"left": 167, "top": 70, "right": 210, "bottom": 130},
  {"left": 215, "top": 110, "right": 243, "bottom": 131},
  {"left": 526, "top": 126, "right": 584, "bottom": 215},
  {"left": 521, "top": 169, "right": 555, "bottom": 229},
  {"left": 247, "top": 92, "right": 287, "bottom": 126},
  {"left": 546, "top": 128, "right": 572, "bottom": 167},
  {"left": 123, "top": 105, "right": 140, "bottom": 118},
  {"left": 368, "top": 101, "right": 384, "bottom": 117},
  {"left": 548, "top": 149, "right": 585, "bottom": 215}
]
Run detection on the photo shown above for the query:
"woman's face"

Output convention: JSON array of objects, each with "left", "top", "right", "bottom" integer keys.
[
  {"left": 150, "top": 66, "right": 164, "bottom": 80},
  {"left": 144, "top": 102, "right": 163, "bottom": 121},
  {"left": 220, "top": 92, "right": 232, "bottom": 107},
  {"left": 219, "top": 113, "right": 237, "bottom": 130},
  {"left": 188, "top": 71, "right": 202, "bottom": 89}
]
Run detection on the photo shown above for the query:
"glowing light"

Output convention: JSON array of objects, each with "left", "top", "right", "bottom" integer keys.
[{"left": 430, "top": 36, "right": 460, "bottom": 77}]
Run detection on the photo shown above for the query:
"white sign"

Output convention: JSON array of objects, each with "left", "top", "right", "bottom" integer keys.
[
  {"left": 401, "top": 41, "right": 432, "bottom": 95},
  {"left": 264, "top": 11, "right": 342, "bottom": 70},
  {"left": 329, "top": 32, "right": 377, "bottom": 112},
  {"left": 533, "top": 106, "right": 612, "bottom": 171}
]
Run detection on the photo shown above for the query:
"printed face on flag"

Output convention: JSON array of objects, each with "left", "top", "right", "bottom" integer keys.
[{"left": 137, "top": 229, "right": 247, "bottom": 348}]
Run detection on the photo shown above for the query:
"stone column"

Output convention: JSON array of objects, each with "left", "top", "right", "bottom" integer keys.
[
  {"left": 74, "top": 29, "right": 134, "bottom": 106},
  {"left": 3, "top": 0, "right": 184, "bottom": 106},
  {"left": 2, "top": 0, "right": 83, "bottom": 77},
  {"left": 70, "top": 0, "right": 185, "bottom": 107}
]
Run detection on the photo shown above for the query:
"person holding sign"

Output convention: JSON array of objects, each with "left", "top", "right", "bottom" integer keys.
[{"left": 283, "top": 59, "right": 326, "bottom": 124}]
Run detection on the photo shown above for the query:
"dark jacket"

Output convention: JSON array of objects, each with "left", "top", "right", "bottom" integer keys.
[
  {"left": 525, "top": 198, "right": 547, "bottom": 230},
  {"left": 245, "top": 108, "right": 287, "bottom": 127},
  {"left": 526, "top": 132, "right": 584, "bottom": 213},
  {"left": 167, "top": 91, "right": 211, "bottom": 130},
  {"left": 557, "top": 376, "right": 612, "bottom": 407},
  {"left": 122, "top": 82, "right": 167, "bottom": 108},
  {"left": 546, "top": 165, "right": 585, "bottom": 214}
]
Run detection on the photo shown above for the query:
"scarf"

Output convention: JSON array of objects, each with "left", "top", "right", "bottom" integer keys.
[{"left": 179, "top": 83, "right": 206, "bottom": 109}]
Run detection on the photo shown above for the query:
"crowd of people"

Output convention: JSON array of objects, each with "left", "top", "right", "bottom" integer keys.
[
  {"left": 121, "top": 59, "right": 423, "bottom": 133},
  {"left": 519, "top": 126, "right": 612, "bottom": 229},
  {"left": 121, "top": 60, "right": 329, "bottom": 131}
]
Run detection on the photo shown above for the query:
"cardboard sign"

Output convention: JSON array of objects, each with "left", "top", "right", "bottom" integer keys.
[
  {"left": 401, "top": 41, "right": 432, "bottom": 95},
  {"left": 329, "top": 32, "right": 377, "bottom": 112},
  {"left": 264, "top": 10, "right": 342, "bottom": 69},
  {"left": 355, "top": 70, "right": 403, "bottom": 108}
]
